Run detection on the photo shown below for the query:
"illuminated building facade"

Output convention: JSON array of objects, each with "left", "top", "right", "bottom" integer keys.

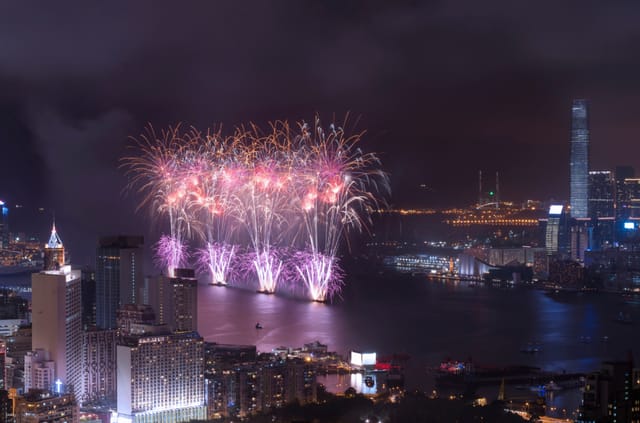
[
  {"left": 14, "top": 390, "right": 79, "bottom": 423},
  {"left": 96, "top": 236, "right": 144, "bottom": 330},
  {"left": 82, "top": 329, "right": 117, "bottom": 404},
  {"left": 31, "top": 249, "right": 83, "bottom": 399},
  {"left": 570, "top": 99, "right": 590, "bottom": 218},
  {"left": 545, "top": 205, "right": 569, "bottom": 256},
  {"left": 116, "top": 330, "right": 205, "bottom": 423}
]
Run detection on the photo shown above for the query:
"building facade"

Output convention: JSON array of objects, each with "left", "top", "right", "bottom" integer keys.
[
  {"left": 95, "top": 236, "right": 144, "bottom": 330},
  {"left": 116, "top": 330, "right": 205, "bottom": 423},
  {"left": 82, "top": 329, "right": 117, "bottom": 405},
  {"left": 31, "top": 264, "right": 83, "bottom": 399},
  {"left": 570, "top": 99, "right": 590, "bottom": 219}
]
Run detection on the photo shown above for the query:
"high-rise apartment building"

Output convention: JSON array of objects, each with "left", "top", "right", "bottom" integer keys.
[
  {"left": 116, "top": 330, "right": 206, "bottom": 422},
  {"left": 23, "top": 349, "right": 55, "bottom": 392},
  {"left": 95, "top": 236, "right": 144, "bottom": 330},
  {"left": 570, "top": 99, "right": 590, "bottom": 218}
]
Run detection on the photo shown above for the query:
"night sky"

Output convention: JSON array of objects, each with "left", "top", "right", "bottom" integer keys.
[{"left": 2, "top": 1, "right": 640, "bottom": 263}]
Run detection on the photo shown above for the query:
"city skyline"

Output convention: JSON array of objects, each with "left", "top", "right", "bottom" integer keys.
[{"left": 3, "top": 3, "right": 640, "bottom": 262}]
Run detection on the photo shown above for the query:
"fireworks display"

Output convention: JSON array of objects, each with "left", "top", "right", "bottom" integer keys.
[{"left": 122, "top": 116, "right": 388, "bottom": 301}]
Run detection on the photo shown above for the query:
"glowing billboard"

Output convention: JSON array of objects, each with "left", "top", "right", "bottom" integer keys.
[
  {"left": 350, "top": 351, "right": 377, "bottom": 367},
  {"left": 624, "top": 221, "right": 635, "bottom": 230},
  {"left": 549, "top": 205, "right": 563, "bottom": 215}
]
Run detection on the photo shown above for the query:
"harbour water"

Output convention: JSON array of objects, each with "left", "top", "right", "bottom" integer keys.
[{"left": 197, "top": 267, "right": 640, "bottom": 419}]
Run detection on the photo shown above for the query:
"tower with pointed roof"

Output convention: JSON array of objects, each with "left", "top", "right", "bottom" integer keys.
[
  {"left": 31, "top": 223, "right": 83, "bottom": 400},
  {"left": 44, "top": 222, "right": 65, "bottom": 270}
]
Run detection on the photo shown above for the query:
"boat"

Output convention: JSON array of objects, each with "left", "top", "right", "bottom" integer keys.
[{"left": 255, "top": 323, "right": 263, "bottom": 329}]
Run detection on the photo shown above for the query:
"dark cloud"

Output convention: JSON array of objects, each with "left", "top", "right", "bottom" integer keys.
[{"left": 2, "top": 1, "right": 640, "bottom": 262}]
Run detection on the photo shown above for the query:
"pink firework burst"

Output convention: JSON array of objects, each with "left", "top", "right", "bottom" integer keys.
[{"left": 154, "top": 234, "right": 189, "bottom": 277}]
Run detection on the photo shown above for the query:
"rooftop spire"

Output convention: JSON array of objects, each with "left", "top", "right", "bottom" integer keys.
[{"left": 47, "top": 221, "right": 63, "bottom": 249}]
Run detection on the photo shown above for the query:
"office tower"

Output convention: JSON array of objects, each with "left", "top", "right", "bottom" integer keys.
[
  {"left": 95, "top": 236, "right": 144, "bottom": 330},
  {"left": 81, "top": 266, "right": 96, "bottom": 328},
  {"left": 31, "top": 238, "right": 83, "bottom": 398},
  {"left": 43, "top": 223, "right": 64, "bottom": 270},
  {"left": 82, "top": 329, "right": 117, "bottom": 404},
  {"left": 570, "top": 99, "right": 590, "bottom": 218},
  {"left": 116, "top": 330, "right": 206, "bottom": 422},
  {"left": 0, "top": 200, "right": 8, "bottom": 249},
  {"left": 14, "top": 390, "right": 78, "bottom": 423},
  {"left": 148, "top": 268, "right": 198, "bottom": 333},
  {"left": 545, "top": 205, "right": 569, "bottom": 255},
  {"left": 588, "top": 171, "right": 615, "bottom": 218}
]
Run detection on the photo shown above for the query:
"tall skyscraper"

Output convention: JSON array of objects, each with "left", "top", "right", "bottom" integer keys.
[
  {"left": 95, "top": 236, "right": 144, "bottom": 330},
  {"left": 31, "top": 227, "right": 83, "bottom": 398},
  {"left": 570, "top": 99, "right": 590, "bottom": 218}
]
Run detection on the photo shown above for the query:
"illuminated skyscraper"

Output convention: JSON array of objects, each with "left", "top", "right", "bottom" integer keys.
[
  {"left": 31, "top": 226, "right": 83, "bottom": 398},
  {"left": 95, "top": 236, "right": 144, "bottom": 330},
  {"left": 570, "top": 99, "right": 590, "bottom": 218},
  {"left": 116, "top": 330, "right": 206, "bottom": 422}
]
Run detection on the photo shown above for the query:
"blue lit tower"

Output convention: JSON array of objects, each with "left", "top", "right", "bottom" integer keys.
[
  {"left": 0, "top": 200, "right": 8, "bottom": 249},
  {"left": 570, "top": 99, "right": 590, "bottom": 218}
]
